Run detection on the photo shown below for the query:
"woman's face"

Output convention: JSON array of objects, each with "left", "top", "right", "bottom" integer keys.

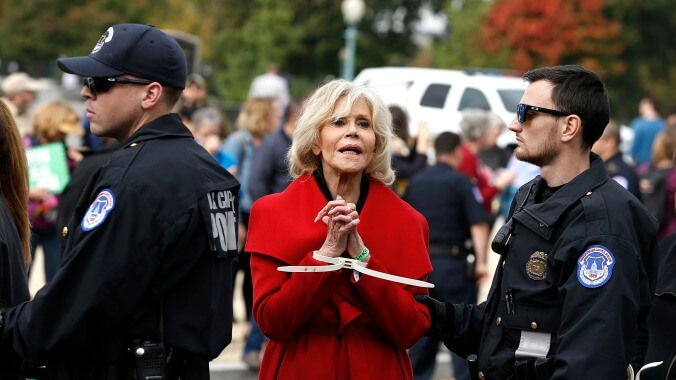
[{"left": 313, "top": 97, "right": 376, "bottom": 179}]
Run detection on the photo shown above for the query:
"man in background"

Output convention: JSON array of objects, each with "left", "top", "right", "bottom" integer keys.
[
  {"left": 592, "top": 120, "right": 640, "bottom": 198},
  {"left": 405, "top": 131, "right": 490, "bottom": 380},
  {"left": 0, "top": 72, "right": 45, "bottom": 136}
]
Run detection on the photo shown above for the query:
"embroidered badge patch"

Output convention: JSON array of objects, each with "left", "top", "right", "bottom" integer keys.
[
  {"left": 525, "top": 251, "right": 548, "bottom": 281},
  {"left": 81, "top": 189, "right": 115, "bottom": 231},
  {"left": 577, "top": 245, "right": 615, "bottom": 288}
]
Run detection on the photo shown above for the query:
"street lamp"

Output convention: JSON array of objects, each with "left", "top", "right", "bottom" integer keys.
[{"left": 341, "top": 0, "right": 365, "bottom": 81}]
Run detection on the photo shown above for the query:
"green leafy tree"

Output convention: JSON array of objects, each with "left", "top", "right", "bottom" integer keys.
[
  {"left": 429, "top": 0, "right": 509, "bottom": 71},
  {"left": 605, "top": 0, "right": 675, "bottom": 121}
]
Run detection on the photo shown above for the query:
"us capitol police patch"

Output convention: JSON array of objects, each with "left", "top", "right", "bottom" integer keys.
[
  {"left": 577, "top": 245, "right": 615, "bottom": 288},
  {"left": 525, "top": 251, "right": 548, "bottom": 281}
]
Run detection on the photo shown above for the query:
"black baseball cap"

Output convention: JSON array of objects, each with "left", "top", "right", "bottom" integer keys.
[{"left": 57, "top": 23, "right": 187, "bottom": 89}]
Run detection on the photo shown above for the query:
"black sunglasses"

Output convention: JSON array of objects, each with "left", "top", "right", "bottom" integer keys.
[
  {"left": 516, "top": 103, "right": 571, "bottom": 123},
  {"left": 84, "top": 77, "right": 153, "bottom": 95}
]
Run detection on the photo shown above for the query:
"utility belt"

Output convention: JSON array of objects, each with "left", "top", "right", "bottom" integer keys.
[
  {"left": 514, "top": 356, "right": 555, "bottom": 380},
  {"left": 429, "top": 244, "right": 473, "bottom": 257},
  {"left": 466, "top": 332, "right": 555, "bottom": 380},
  {"left": 429, "top": 243, "right": 476, "bottom": 279},
  {"left": 130, "top": 341, "right": 208, "bottom": 380}
]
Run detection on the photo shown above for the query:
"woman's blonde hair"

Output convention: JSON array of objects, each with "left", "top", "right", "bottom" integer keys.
[
  {"left": 288, "top": 79, "right": 395, "bottom": 185},
  {"left": 33, "top": 100, "right": 81, "bottom": 144},
  {"left": 236, "top": 97, "right": 277, "bottom": 138},
  {"left": 0, "top": 101, "right": 31, "bottom": 267}
]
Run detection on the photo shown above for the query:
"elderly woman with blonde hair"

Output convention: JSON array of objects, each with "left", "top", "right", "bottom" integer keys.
[{"left": 245, "top": 79, "right": 432, "bottom": 379}]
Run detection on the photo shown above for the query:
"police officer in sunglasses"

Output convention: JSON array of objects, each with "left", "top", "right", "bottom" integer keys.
[
  {"left": 0, "top": 24, "right": 239, "bottom": 379},
  {"left": 416, "top": 65, "right": 658, "bottom": 379}
]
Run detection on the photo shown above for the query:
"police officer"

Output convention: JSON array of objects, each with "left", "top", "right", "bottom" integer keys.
[
  {"left": 416, "top": 65, "right": 659, "bottom": 379},
  {"left": 404, "top": 131, "right": 491, "bottom": 380},
  {"left": 0, "top": 24, "right": 239, "bottom": 379},
  {"left": 592, "top": 119, "right": 641, "bottom": 198}
]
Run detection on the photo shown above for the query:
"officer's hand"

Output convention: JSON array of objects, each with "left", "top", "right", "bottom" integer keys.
[{"left": 415, "top": 294, "right": 451, "bottom": 341}]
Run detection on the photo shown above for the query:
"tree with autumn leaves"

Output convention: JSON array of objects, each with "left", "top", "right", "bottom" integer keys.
[
  {"left": 483, "top": 0, "right": 623, "bottom": 74},
  {"left": 429, "top": 0, "right": 673, "bottom": 122}
]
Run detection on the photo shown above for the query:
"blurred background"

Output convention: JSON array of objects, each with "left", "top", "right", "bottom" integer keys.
[{"left": 0, "top": 0, "right": 673, "bottom": 125}]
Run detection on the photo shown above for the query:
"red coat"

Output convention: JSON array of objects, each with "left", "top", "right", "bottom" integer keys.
[
  {"left": 246, "top": 175, "right": 433, "bottom": 379},
  {"left": 459, "top": 144, "right": 498, "bottom": 213}
]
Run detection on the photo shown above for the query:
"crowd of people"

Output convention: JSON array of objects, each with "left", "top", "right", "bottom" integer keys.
[{"left": 0, "top": 22, "right": 674, "bottom": 380}]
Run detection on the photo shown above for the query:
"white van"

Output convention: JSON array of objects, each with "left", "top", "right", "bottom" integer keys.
[{"left": 353, "top": 67, "right": 527, "bottom": 147}]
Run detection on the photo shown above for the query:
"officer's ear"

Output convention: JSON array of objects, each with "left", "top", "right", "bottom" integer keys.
[
  {"left": 560, "top": 114, "right": 582, "bottom": 144},
  {"left": 140, "top": 82, "right": 163, "bottom": 110}
]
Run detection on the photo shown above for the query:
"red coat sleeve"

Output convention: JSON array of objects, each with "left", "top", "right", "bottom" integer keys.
[
  {"left": 251, "top": 251, "right": 341, "bottom": 342},
  {"left": 353, "top": 256, "right": 432, "bottom": 348}
]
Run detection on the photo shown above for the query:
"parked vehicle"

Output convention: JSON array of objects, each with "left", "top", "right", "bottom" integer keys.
[{"left": 353, "top": 67, "right": 527, "bottom": 147}]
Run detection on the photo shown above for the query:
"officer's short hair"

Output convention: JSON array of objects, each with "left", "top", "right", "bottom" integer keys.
[
  {"left": 523, "top": 65, "right": 610, "bottom": 150},
  {"left": 434, "top": 131, "right": 461, "bottom": 156}
]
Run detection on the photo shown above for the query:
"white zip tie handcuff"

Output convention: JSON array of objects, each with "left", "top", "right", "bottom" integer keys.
[{"left": 278, "top": 251, "right": 434, "bottom": 288}]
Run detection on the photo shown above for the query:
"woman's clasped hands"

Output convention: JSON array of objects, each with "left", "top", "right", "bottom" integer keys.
[{"left": 314, "top": 196, "right": 365, "bottom": 260}]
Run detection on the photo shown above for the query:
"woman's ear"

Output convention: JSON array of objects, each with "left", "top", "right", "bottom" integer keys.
[{"left": 312, "top": 144, "right": 321, "bottom": 156}]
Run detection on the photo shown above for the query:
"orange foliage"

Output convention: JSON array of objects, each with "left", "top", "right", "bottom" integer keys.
[{"left": 483, "top": 0, "right": 622, "bottom": 71}]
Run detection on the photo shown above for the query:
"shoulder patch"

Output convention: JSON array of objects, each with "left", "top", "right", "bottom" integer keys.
[
  {"left": 577, "top": 245, "right": 615, "bottom": 288},
  {"left": 81, "top": 189, "right": 115, "bottom": 231}
]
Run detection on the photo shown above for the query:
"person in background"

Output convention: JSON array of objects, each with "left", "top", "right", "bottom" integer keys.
[
  {"left": 241, "top": 99, "right": 301, "bottom": 370},
  {"left": 417, "top": 65, "right": 659, "bottom": 379},
  {"left": 388, "top": 105, "right": 429, "bottom": 196},
  {"left": 0, "top": 23, "right": 239, "bottom": 378},
  {"left": 637, "top": 232, "right": 676, "bottom": 380},
  {"left": 26, "top": 100, "right": 84, "bottom": 283},
  {"left": 222, "top": 97, "right": 281, "bottom": 346},
  {"left": 477, "top": 113, "right": 512, "bottom": 172},
  {"left": 630, "top": 97, "right": 665, "bottom": 167},
  {"left": 0, "top": 72, "right": 45, "bottom": 137},
  {"left": 246, "top": 79, "right": 432, "bottom": 379},
  {"left": 175, "top": 73, "right": 208, "bottom": 128},
  {"left": 638, "top": 115, "right": 676, "bottom": 241},
  {"left": 592, "top": 119, "right": 640, "bottom": 198},
  {"left": 458, "top": 108, "right": 516, "bottom": 216},
  {"left": 0, "top": 101, "right": 31, "bottom": 379},
  {"left": 191, "top": 106, "right": 238, "bottom": 176},
  {"left": 248, "top": 63, "right": 290, "bottom": 112},
  {"left": 405, "top": 131, "right": 491, "bottom": 380}
]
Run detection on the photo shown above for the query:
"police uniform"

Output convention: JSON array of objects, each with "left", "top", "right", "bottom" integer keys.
[
  {"left": 441, "top": 154, "right": 658, "bottom": 379},
  {"left": 605, "top": 152, "right": 640, "bottom": 199},
  {"left": 2, "top": 114, "right": 239, "bottom": 379},
  {"left": 404, "top": 162, "right": 490, "bottom": 380}
]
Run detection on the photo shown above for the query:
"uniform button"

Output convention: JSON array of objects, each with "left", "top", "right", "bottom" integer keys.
[
  {"left": 478, "top": 371, "right": 485, "bottom": 379},
  {"left": 586, "top": 191, "right": 592, "bottom": 196},
  {"left": 496, "top": 317, "right": 502, "bottom": 326},
  {"left": 502, "top": 260, "right": 506, "bottom": 268},
  {"left": 531, "top": 321, "right": 538, "bottom": 329},
  {"left": 130, "top": 142, "right": 138, "bottom": 147},
  {"left": 61, "top": 227, "right": 68, "bottom": 237}
]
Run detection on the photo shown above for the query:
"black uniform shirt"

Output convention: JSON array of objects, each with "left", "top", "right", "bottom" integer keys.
[
  {"left": 446, "top": 154, "right": 659, "bottom": 379},
  {"left": 3, "top": 114, "right": 239, "bottom": 367},
  {"left": 605, "top": 152, "right": 640, "bottom": 199},
  {"left": 403, "top": 162, "right": 490, "bottom": 248}
]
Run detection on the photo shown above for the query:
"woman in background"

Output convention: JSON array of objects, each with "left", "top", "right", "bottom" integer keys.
[
  {"left": 0, "top": 101, "right": 31, "bottom": 378},
  {"left": 25, "top": 100, "right": 83, "bottom": 282}
]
